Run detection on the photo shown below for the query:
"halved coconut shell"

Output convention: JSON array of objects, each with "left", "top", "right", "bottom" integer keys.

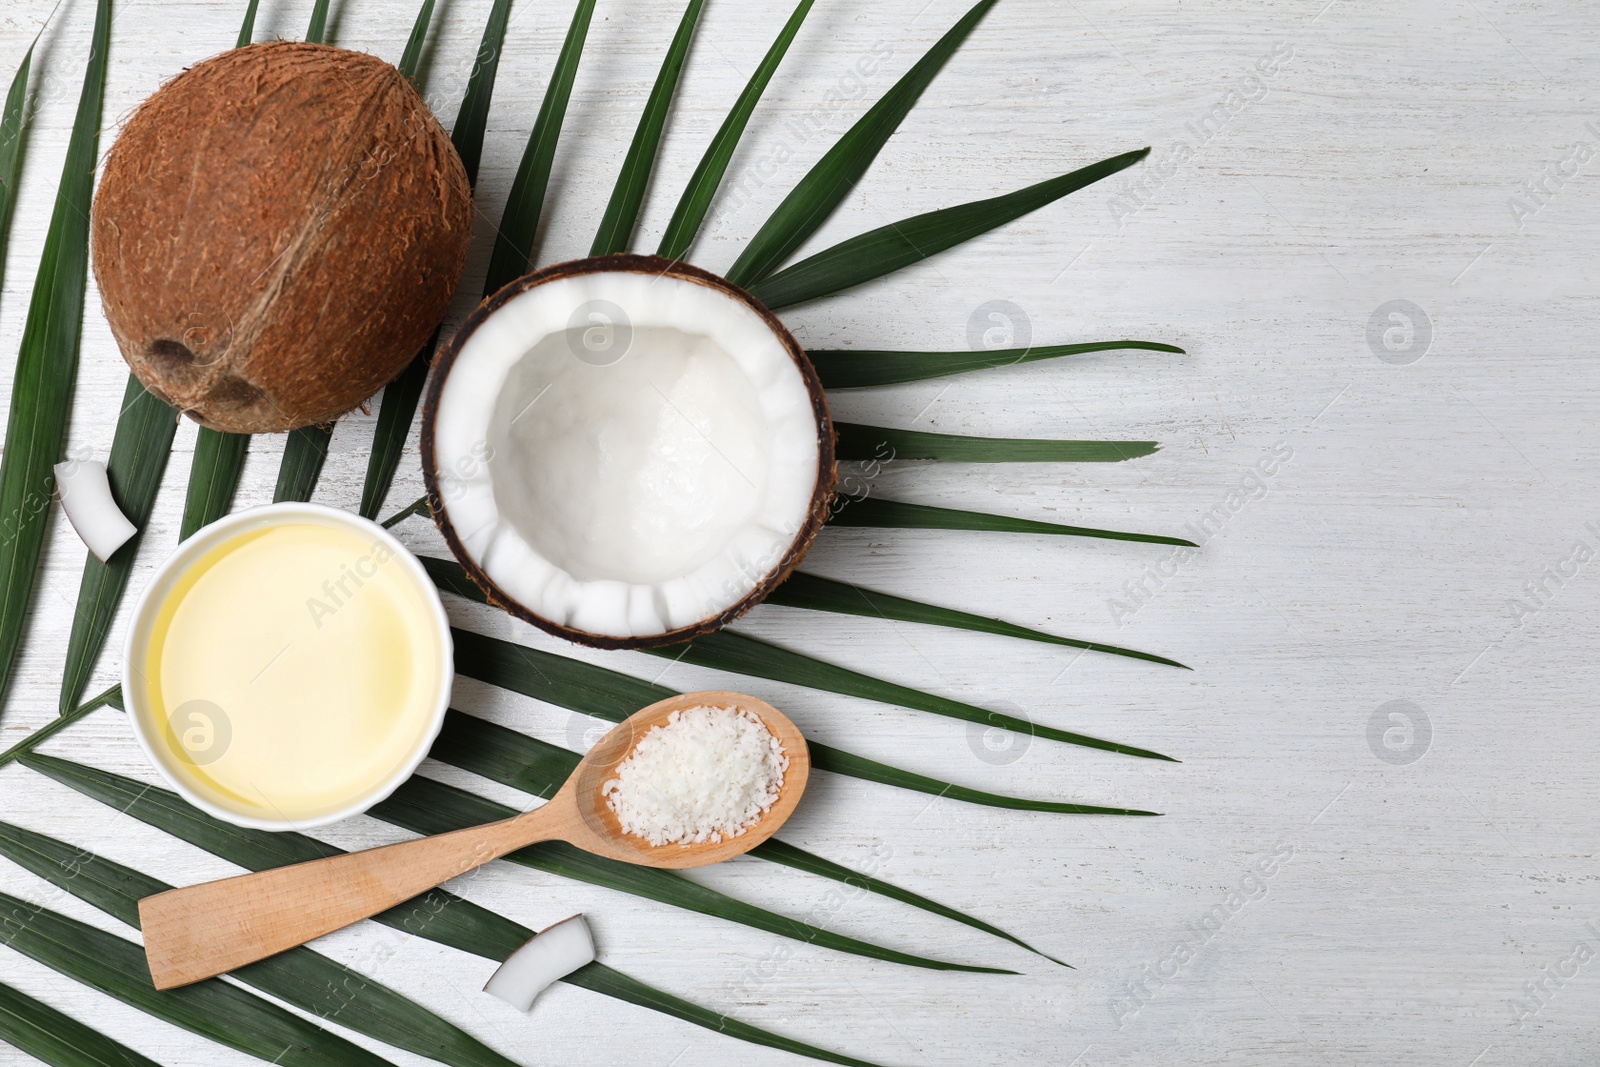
[{"left": 421, "top": 254, "right": 835, "bottom": 650}]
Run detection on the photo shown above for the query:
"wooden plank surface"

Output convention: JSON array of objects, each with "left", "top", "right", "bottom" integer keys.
[{"left": 0, "top": 0, "right": 1595, "bottom": 1064}]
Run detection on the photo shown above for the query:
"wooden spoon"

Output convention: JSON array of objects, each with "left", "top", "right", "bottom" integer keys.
[{"left": 138, "top": 690, "right": 808, "bottom": 990}]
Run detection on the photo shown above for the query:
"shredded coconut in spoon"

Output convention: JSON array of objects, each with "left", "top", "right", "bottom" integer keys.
[{"left": 603, "top": 705, "right": 788, "bottom": 846}]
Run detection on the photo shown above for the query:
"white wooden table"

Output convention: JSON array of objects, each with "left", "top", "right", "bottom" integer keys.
[{"left": 0, "top": 0, "right": 1596, "bottom": 1063}]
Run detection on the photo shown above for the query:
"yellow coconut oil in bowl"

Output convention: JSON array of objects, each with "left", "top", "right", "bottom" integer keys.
[{"left": 124, "top": 503, "right": 452, "bottom": 830}]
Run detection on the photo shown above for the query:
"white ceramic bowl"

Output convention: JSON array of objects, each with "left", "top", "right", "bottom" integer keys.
[{"left": 123, "top": 502, "right": 453, "bottom": 830}]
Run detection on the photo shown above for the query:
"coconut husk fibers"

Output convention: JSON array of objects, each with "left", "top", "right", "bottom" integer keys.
[{"left": 92, "top": 41, "right": 473, "bottom": 433}]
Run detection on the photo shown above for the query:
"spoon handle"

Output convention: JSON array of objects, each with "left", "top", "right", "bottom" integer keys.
[{"left": 139, "top": 806, "right": 560, "bottom": 989}]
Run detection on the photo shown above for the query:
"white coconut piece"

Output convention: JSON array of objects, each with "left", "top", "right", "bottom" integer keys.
[
  {"left": 483, "top": 914, "right": 596, "bottom": 1012},
  {"left": 55, "top": 458, "right": 136, "bottom": 562},
  {"left": 428, "top": 264, "right": 827, "bottom": 644}
]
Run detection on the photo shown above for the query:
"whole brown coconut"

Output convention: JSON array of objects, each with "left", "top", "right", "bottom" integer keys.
[{"left": 92, "top": 41, "right": 474, "bottom": 433}]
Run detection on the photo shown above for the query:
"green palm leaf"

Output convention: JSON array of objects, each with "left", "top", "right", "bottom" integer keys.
[
  {"left": 445, "top": 618, "right": 1170, "bottom": 783},
  {"left": 442, "top": 589, "right": 1142, "bottom": 758},
  {"left": 375, "top": 774, "right": 1011, "bottom": 974},
  {"left": 381, "top": 493, "right": 431, "bottom": 527},
  {"left": 405, "top": 431, "right": 1158, "bottom": 515},
  {"left": 811, "top": 339, "right": 1183, "bottom": 390},
  {"left": 0, "top": 821, "right": 522, "bottom": 1067},
  {"left": 0, "top": 35, "right": 35, "bottom": 301},
  {"left": 431, "top": 707, "right": 1068, "bottom": 964},
  {"left": 423, "top": 546, "right": 1177, "bottom": 669},
  {"left": 808, "top": 743, "right": 1157, "bottom": 814},
  {"left": 19, "top": 749, "right": 445, "bottom": 875},
  {"left": 836, "top": 423, "right": 1158, "bottom": 462},
  {"left": 392, "top": 488, "right": 1193, "bottom": 546},
  {"left": 590, "top": 0, "right": 705, "bottom": 256},
  {"left": 726, "top": 0, "right": 998, "bottom": 287},
  {"left": 0, "top": 891, "right": 396, "bottom": 1067},
  {"left": 181, "top": 0, "right": 259, "bottom": 540},
  {"left": 767, "top": 571, "right": 1189, "bottom": 669},
  {"left": 429, "top": 707, "right": 585, "bottom": 796},
  {"left": 560, "top": 965, "right": 884, "bottom": 1067},
  {"left": 828, "top": 495, "right": 1197, "bottom": 546},
  {"left": 352, "top": 0, "right": 440, "bottom": 517},
  {"left": 351, "top": 0, "right": 440, "bottom": 516},
  {"left": 442, "top": 613, "right": 677, "bottom": 721},
  {"left": 0, "top": 0, "right": 110, "bottom": 719},
  {"left": 273, "top": 424, "right": 332, "bottom": 502},
  {"left": 752, "top": 837, "right": 1066, "bottom": 964},
  {"left": 362, "top": 0, "right": 515, "bottom": 520},
  {"left": 442, "top": 0, "right": 512, "bottom": 188},
  {"left": 481, "top": 0, "right": 596, "bottom": 296},
  {"left": 644, "top": 629, "right": 1175, "bottom": 761},
  {"left": 750, "top": 149, "right": 1150, "bottom": 309},
  {"left": 0, "top": 686, "right": 117, "bottom": 768},
  {"left": 398, "top": 0, "right": 435, "bottom": 78},
  {"left": 58, "top": 379, "right": 177, "bottom": 713},
  {"left": 360, "top": 360, "right": 425, "bottom": 521},
  {"left": 279, "top": 4, "right": 341, "bottom": 509},
  {"left": 18, "top": 753, "right": 898, "bottom": 1067},
  {"left": 657, "top": 0, "right": 814, "bottom": 261},
  {"left": 306, "top": 0, "right": 332, "bottom": 44},
  {"left": 0, "top": 979, "right": 162, "bottom": 1067},
  {"left": 236, "top": 0, "right": 260, "bottom": 46},
  {"left": 180, "top": 429, "right": 248, "bottom": 539}
]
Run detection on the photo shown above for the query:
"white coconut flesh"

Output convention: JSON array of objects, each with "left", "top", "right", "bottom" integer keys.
[
  {"left": 55, "top": 457, "right": 137, "bottom": 562},
  {"left": 431, "top": 270, "right": 821, "bottom": 639},
  {"left": 483, "top": 914, "right": 595, "bottom": 1012}
]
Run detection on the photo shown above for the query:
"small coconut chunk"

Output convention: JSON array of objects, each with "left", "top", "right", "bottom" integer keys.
[
  {"left": 483, "top": 915, "right": 595, "bottom": 1012},
  {"left": 55, "top": 459, "right": 136, "bottom": 562}
]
